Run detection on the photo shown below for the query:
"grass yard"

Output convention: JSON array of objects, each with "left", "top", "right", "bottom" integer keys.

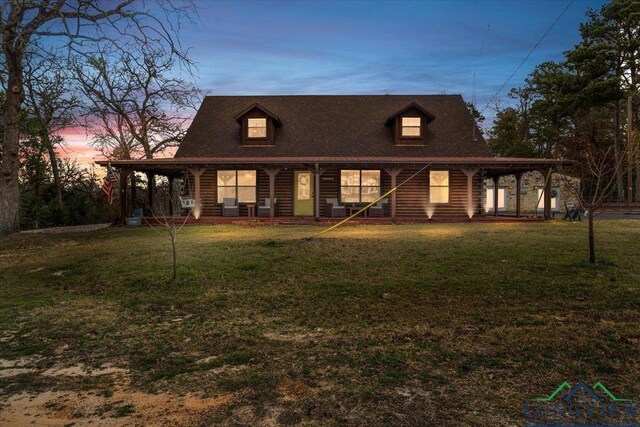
[{"left": 1, "top": 220, "right": 640, "bottom": 426}]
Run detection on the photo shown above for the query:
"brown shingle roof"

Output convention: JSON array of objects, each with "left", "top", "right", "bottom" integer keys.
[{"left": 175, "top": 95, "right": 492, "bottom": 159}]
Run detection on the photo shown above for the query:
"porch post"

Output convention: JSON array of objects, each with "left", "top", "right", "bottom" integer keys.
[
  {"left": 515, "top": 172, "right": 522, "bottom": 218},
  {"left": 493, "top": 176, "right": 499, "bottom": 217},
  {"left": 119, "top": 168, "right": 132, "bottom": 222},
  {"left": 384, "top": 168, "right": 403, "bottom": 220},
  {"left": 263, "top": 168, "right": 280, "bottom": 219},
  {"left": 460, "top": 168, "right": 479, "bottom": 218},
  {"left": 544, "top": 169, "right": 552, "bottom": 220},
  {"left": 313, "top": 164, "right": 325, "bottom": 221},
  {"left": 189, "top": 168, "right": 205, "bottom": 220},
  {"left": 146, "top": 172, "right": 155, "bottom": 211}
]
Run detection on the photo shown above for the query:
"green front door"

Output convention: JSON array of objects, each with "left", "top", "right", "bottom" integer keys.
[{"left": 294, "top": 171, "right": 314, "bottom": 216}]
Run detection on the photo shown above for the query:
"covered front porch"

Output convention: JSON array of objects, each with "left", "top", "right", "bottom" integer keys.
[{"left": 97, "top": 157, "right": 571, "bottom": 223}]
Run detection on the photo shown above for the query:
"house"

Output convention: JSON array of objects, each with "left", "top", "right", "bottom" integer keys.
[{"left": 97, "top": 95, "right": 571, "bottom": 222}]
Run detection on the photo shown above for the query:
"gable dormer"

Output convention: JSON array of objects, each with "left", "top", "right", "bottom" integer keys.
[
  {"left": 234, "top": 103, "right": 282, "bottom": 146},
  {"left": 385, "top": 102, "right": 436, "bottom": 146}
]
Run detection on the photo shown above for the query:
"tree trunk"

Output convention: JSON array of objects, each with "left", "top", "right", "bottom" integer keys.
[
  {"left": 0, "top": 53, "right": 25, "bottom": 236},
  {"left": 45, "top": 135, "right": 63, "bottom": 206},
  {"left": 588, "top": 209, "right": 595, "bottom": 264},
  {"left": 170, "top": 227, "right": 177, "bottom": 280},
  {"left": 614, "top": 99, "right": 625, "bottom": 202}
]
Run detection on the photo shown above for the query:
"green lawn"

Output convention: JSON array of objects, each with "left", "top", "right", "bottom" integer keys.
[{"left": 1, "top": 221, "right": 640, "bottom": 425}]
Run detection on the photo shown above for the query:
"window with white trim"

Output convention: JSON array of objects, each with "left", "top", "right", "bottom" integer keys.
[
  {"left": 485, "top": 187, "right": 507, "bottom": 211},
  {"left": 537, "top": 188, "right": 560, "bottom": 211}
]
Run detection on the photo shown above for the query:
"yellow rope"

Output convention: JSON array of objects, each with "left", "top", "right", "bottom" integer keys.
[{"left": 313, "top": 187, "right": 399, "bottom": 238}]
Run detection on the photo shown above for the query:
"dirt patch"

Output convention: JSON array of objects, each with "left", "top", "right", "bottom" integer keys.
[
  {"left": 0, "top": 388, "right": 234, "bottom": 426},
  {"left": 41, "top": 363, "right": 128, "bottom": 378},
  {"left": 277, "top": 379, "right": 311, "bottom": 401}
]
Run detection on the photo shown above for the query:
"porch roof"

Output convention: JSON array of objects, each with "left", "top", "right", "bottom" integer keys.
[{"left": 96, "top": 156, "right": 571, "bottom": 176}]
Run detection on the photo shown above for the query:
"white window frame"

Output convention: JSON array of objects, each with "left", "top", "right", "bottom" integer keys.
[
  {"left": 485, "top": 187, "right": 508, "bottom": 212},
  {"left": 537, "top": 188, "right": 560, "bottom": 212}
]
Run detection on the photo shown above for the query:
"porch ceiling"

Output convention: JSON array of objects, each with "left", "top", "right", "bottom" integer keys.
[{"left": 96, "top": 156, "right": 572, "bottom": 175}]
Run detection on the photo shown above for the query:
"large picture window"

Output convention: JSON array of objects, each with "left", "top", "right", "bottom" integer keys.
[
  {"left": 429, "top": 170, "right": 449, "bottom": 203},
  {"left": 340, "top": 170, "right": 381, "bottom": 203},
  {"left": 217, "top": 170, "right": 256, "bottom": 203}
]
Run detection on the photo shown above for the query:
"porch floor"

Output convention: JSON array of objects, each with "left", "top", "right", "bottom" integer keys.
[{"left": 138, "top": 215, "right": 545, "bottom": 226}]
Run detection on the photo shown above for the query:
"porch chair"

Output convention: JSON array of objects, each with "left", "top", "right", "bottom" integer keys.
[
  {"left": 222, "top": 198, "right": 239, "bottom": 217},
  {"left": 368, "top": 198, "right": 388, "bottom": 217},
  {"left": 257, "top": 198, "right": 277, "bottom": 217},
  {"left": 325, "top": 198, "right": 346, "bottom": 217}
]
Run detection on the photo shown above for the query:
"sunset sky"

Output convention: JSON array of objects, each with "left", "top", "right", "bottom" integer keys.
[{"left": 62, "top": 0, "right": 607, "bottom": 168}]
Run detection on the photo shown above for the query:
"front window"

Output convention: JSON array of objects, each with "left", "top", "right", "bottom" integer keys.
[
  {"left": 485, "top": 187, "right": 507, "bottom": 211},
  {"left": 247, "top": 118, "right": 267, "bottom": 138},
  {"left": 429, "top": 170, "right": 449, "bottom": 203},
  {"left": 217, "top": 170, "right": 256, "bottom": 203},
  {"left": 340, "top": 170, "right": 381, "bottom": 203},
  {"left": 401, "top": 117, "right": 421, "bottom": 137},
  {"left": 537, "top": 188, "right": 559, "bottom": 211}
]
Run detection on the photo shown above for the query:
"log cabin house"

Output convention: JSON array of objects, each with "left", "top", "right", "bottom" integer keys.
[{"left": 96, "top": 95, "right": 570, "bottom": 222}]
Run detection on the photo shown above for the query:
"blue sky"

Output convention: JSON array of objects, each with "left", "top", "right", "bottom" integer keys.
[
  {"left": 185, "top": 0, "right": 607, "bottom": 111},
  {"left": 66, "top": 0, "right": 609, "bottom": 163}
]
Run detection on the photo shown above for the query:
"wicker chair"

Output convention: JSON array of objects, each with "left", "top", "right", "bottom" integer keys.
[
  {"left": 369, "top": 199, "right": 388, "bottom": 217},
  {"left": 325, "top": 198, "right": 346, "bottom": 217},
  {"left": 257, "top": 198, "right": 277, "bottom": 217},
  {"left": 222, "top": 198, "right": 239, "bottom": 217}
]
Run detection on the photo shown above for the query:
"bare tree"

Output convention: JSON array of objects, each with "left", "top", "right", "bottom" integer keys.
[
  {"left": 558, "top": 120, "right": 638, "bottom": 264},
  {"left": 145, "top": 186, "right": 191, "bottom": 280},
  {"left": 0, "top": 0, "right": 196, "bottom": 236},
  {"left": 22, "top": 48, "right": 79, "bottom": 205},
  {"left": 74, "top": 46, "right": 201, "bottom": 160}
]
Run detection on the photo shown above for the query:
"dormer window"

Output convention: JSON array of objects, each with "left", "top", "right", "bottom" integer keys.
[
  {"left": 234, "top": 103, "right": 282, "bottom": 146},
  {"left": 401, "top": 117, "right": 421, "bottom": 137},
  {"left": 247, "top": 118, "right": 267, "bottom": 138},
  {"left": 385, "top": 102, "right": 435, "bottom": 146}
]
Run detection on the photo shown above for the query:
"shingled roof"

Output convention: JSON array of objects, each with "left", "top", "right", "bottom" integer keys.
[{"left": 175, "top": 95, "right": 492, "bottom": 159}]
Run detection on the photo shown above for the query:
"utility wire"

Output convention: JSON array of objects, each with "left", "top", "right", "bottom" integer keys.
[{"left": 310, "top": 0, "right": 574, "bottom": 239}]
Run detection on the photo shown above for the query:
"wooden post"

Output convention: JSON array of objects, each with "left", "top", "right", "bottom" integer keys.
[
  {"left": 119, "top": 168, "right": 132, "bottom": 222},
  {"left": 460, "top": 168, "right": 479, "bottom": 218},
  {"left": 515, "top": 172, "right": 522, "bottom": 218},
  {"left": 189, "top": 168, "right": 205, "bottom": 220},
  {"left": 493, "top": 176, "right": 499, "bottom": 217},
  {"left": 146, "top": 172, "right": 155, "bottom": 211},
  {"left": 313, "top": 164, "right": 324, "bottom": 221},
  {"left": 384, "top": 168, "right": 403, "bottom": 220},
  {"left": 263, "top": 168, "right": 280, "bottom": 219},
  {"left": 544, "top": 169, "right": 552, "bottom": 220}
]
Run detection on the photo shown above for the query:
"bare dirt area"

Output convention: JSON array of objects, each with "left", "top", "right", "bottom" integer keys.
[{"left": 0, "top": 358, "right": 234, "bottom": 426}]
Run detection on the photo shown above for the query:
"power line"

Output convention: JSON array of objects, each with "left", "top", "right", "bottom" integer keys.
[
  {"left": 480, "top": 0, "right": 574, "bottom": 115},
  {"left": 311, "top": 0, "right": 575, "bottom": 238}
]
